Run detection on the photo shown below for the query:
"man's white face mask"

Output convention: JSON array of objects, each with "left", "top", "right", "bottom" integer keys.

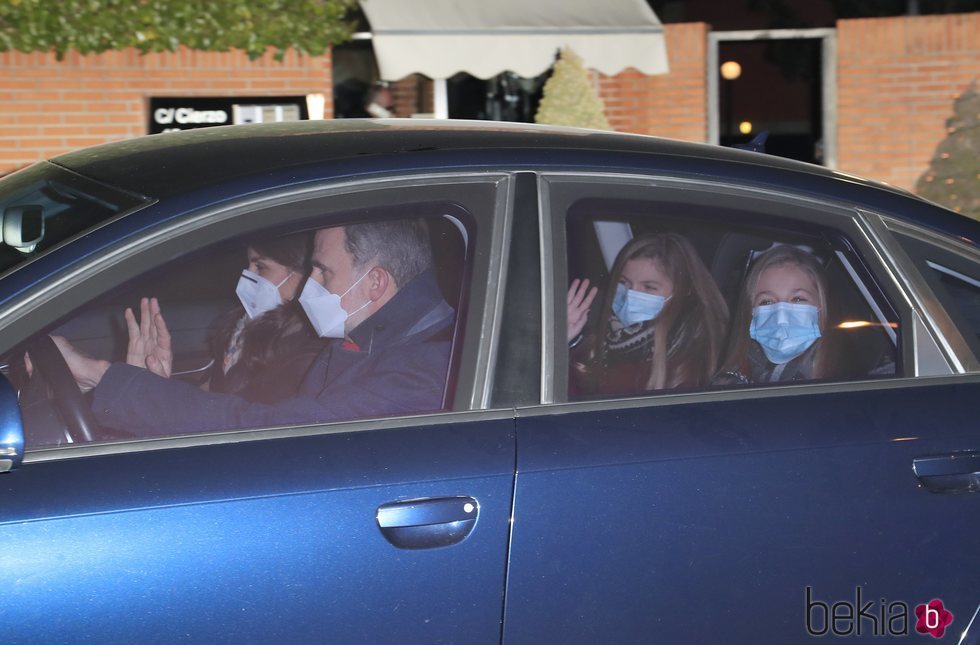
[{"left": 298, "top": 270, "right": 371, "bottom": 338}]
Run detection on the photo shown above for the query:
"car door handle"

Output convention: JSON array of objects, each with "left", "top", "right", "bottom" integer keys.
[
  {"left": 913, "top": 452, "right": 980, "bottom": 494},
  {"left": 376, "top": 496, "right": 479, "bottom": 549}
]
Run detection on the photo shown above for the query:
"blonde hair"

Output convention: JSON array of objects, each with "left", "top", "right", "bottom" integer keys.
[{"left": 721, "top": 245, "right": 831, "bottom": 378}]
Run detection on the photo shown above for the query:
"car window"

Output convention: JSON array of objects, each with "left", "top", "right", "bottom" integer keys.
[
  {"left": 4, "top": 195, "right": 479, "bottom": 450},
  {"left": 929, "top": 266, "right": 980, "bottom": 342},
  {"left": 552, "top": 183, "right": 902, "bottom": 402},
  {"left": 893, "top": 230, "right": 980, "bottom": 363},
  {"left": 0, "top": 162, "right": 150, "bottom": 277}
]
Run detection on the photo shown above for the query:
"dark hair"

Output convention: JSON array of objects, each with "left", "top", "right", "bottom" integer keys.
[
  {"left": 248, "top": 233, "right": 310, "bottom": 274},
  {"left": 593, "top": 233, "right": 730, "bottom": 390},
  {"left": 720, "top": 245, "right": 831, "bottom": 379},
  {"left": 229, "top": 300, "right": 313, "bottom": 386},
  {"left": 211, "top": 231, "right": 315, "bottom": 395},
  {"left": 344, "top": 219, "right": 432, "bottom": 288}
]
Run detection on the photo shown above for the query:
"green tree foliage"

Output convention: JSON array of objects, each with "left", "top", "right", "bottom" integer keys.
[
  {"left": 0, "top": 0, "right": 356, "bottom": 60},
  {"left": 916, "top": 83, "right": 980, "bottom": 220},
  {"left": 535, "top": 47, "right": 610, "bottom": 131}
]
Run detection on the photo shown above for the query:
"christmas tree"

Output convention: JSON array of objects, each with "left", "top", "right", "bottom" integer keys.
[
  {"left": 915, "top": 82, "right": 980, "bottom": 220},
  {"left": 535, "top": 48, "right": 611, "bottom": 130}
]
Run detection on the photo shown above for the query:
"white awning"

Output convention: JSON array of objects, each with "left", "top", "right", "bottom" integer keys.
[{"left": 359, "top": 0, "right": 669, "bottom": 81}]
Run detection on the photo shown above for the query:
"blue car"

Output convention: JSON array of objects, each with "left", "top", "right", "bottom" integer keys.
[{"left": 0, "top": 121, "right": 977, "bottom": 643}]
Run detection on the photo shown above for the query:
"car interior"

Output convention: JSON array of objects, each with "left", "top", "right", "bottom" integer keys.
[
  {"left": 0, "top": 165, "right": 144, "bottom": 276},
  {"left": 4, "top": 205, "right": 471, "bottom": 449},
  {"left": 565, "top": 198, "right": 900, "bottom": 399}
]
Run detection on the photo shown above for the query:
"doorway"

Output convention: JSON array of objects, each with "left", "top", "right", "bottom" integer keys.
[
  {"left": 447, "top": 71, "right": 549, "bottom": 123},
  {"left": 708, "top": 28, "right": 837, "bottom": 167}
]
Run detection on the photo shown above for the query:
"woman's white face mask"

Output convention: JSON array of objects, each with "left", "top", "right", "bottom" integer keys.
[
  {"left": 236, "top": 270, "right": 292, "bottom": 319},
  {"left": 298, "top": 270, "right": 371, "bottom": 338}
]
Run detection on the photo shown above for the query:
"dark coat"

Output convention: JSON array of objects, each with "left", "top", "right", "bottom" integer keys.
[
  {"left": 570, "top": 323, "right": 656, "bottom": 398},
  {"left": 210, "top": 321, "right": 324, "bottom": 405},
  {"left": 91, "top": 269, "right": 455, "bottom": 437}
]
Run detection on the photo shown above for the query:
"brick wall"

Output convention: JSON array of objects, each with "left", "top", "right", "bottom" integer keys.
[
  {"left": 837, "top": 13, "right": 979, "bottom": 190},
  {"left": 390, "top": 75, "right": 434, "bottom": 117},
  {"left": 2, "top": 14, "right": 975, "bottom": 189},
  {"left": 0, "top": 47, "right": 332, "bottom": 175},
  {"left": 597, "top": 22, "right": 709, "bottom": 142}
]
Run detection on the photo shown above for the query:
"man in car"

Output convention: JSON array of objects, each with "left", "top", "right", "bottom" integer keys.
[{"left": 52, "top": 219, "right": 456, "bottom": 436}]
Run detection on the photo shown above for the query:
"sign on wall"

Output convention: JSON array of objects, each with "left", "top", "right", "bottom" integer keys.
[{"left": 148, "top": 97, "right": 308, "bottom": 134}]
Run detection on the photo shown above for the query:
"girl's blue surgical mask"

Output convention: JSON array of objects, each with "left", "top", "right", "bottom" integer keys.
[
  {"left": 749, "top": 302, "right": 821, "bottom": 364},
  {"left": 612, "top": 283, "right": 669, "bottom": 326}
]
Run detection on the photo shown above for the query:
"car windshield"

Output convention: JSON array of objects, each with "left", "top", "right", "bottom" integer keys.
[{"left": 0, "top": 162, "right": 150, "bottom": 276}]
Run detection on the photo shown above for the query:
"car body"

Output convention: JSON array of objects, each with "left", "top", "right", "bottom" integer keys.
[{"left": 0, "top": 120, "right": 978, "bottom": 643}]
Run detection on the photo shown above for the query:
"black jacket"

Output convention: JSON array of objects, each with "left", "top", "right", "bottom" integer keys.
[{"left": 210, "top": 321, "right": 323, "bottom": 404}]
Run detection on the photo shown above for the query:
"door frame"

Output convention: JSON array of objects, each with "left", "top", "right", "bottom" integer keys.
[{"left": 707, "top": 28, "right": 838, "bottom": 169}]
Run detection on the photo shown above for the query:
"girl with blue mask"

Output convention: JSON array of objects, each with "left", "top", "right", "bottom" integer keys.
[
  {"left": 718, "top": 246, "right": 832, "bottom": 384},
  {"left": 568, "top": 233, "right": 730, "bottom": 396}
]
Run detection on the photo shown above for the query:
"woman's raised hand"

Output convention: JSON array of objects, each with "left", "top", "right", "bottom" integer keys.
[
  {"left": 567, "top": 278, "right": 598, "bottom": 342},
  {"left": 125, "top": 297, "right": 173, "bottom": 378}
]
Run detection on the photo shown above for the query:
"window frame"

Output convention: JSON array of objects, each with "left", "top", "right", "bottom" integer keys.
[
  {"left": 4, "top": 172, "right": 514, "bottom": 463},
  {"left": 538, "top": 171, "right": 934, "bottom": 407},
  {"left": 487, "top": 172, "right": 543, "bottom": 409},
  {"left": 875, "top": 214, "right": 980, "bottom": 371}
]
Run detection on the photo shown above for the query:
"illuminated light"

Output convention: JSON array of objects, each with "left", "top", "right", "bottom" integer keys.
[
  {"left": 305, "top": 93, "right": 326, "bottom": 120},
  {"left": 720, "top": 60, "right": 742, "bottom": 80},
  {"left": 738, "top": 120, "right": 753, "bottom": 134},
  {"left": 891, "top": 437, "right": 919, "bottom": 442},
  {"left": 463, "top": 502, "right": 474, "bottom": 513},
  {"left": 941, "top": 152, "right": 950, "bottom": 159},
  {"left": 837, "top": 321, "right": 899, "bottom": 329}
]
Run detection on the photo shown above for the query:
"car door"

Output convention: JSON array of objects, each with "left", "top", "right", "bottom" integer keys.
[
  {"left": 0, "top": 173, "right": 517, "bottom": 643},
  {"left": 502, "top": 174, "right": 980, "bottom": 642}
]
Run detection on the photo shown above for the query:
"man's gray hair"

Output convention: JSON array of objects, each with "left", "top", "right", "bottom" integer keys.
[{"left": 344, "top": 218, "right": 432, "bottom": 288}]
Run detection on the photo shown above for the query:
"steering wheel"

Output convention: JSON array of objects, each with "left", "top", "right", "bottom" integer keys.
[{"left": 26, "top": 336, "right": 99, "bottom": 443}]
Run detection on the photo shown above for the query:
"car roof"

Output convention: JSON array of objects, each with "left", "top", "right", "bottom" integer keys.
[
  {"left": 50, "top": 119, "right": 877, "bottom": 193},
  {"left": 50, "top": 119, "right": 974, "bottom": 244}
]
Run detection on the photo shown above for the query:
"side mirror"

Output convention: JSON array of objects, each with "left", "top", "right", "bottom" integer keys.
[
  {"left": 2, "top": 205, "right": 44, "bottom": 253},
  {"left": 0, "top": 374, "right": 24, "bottom": 472}
]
